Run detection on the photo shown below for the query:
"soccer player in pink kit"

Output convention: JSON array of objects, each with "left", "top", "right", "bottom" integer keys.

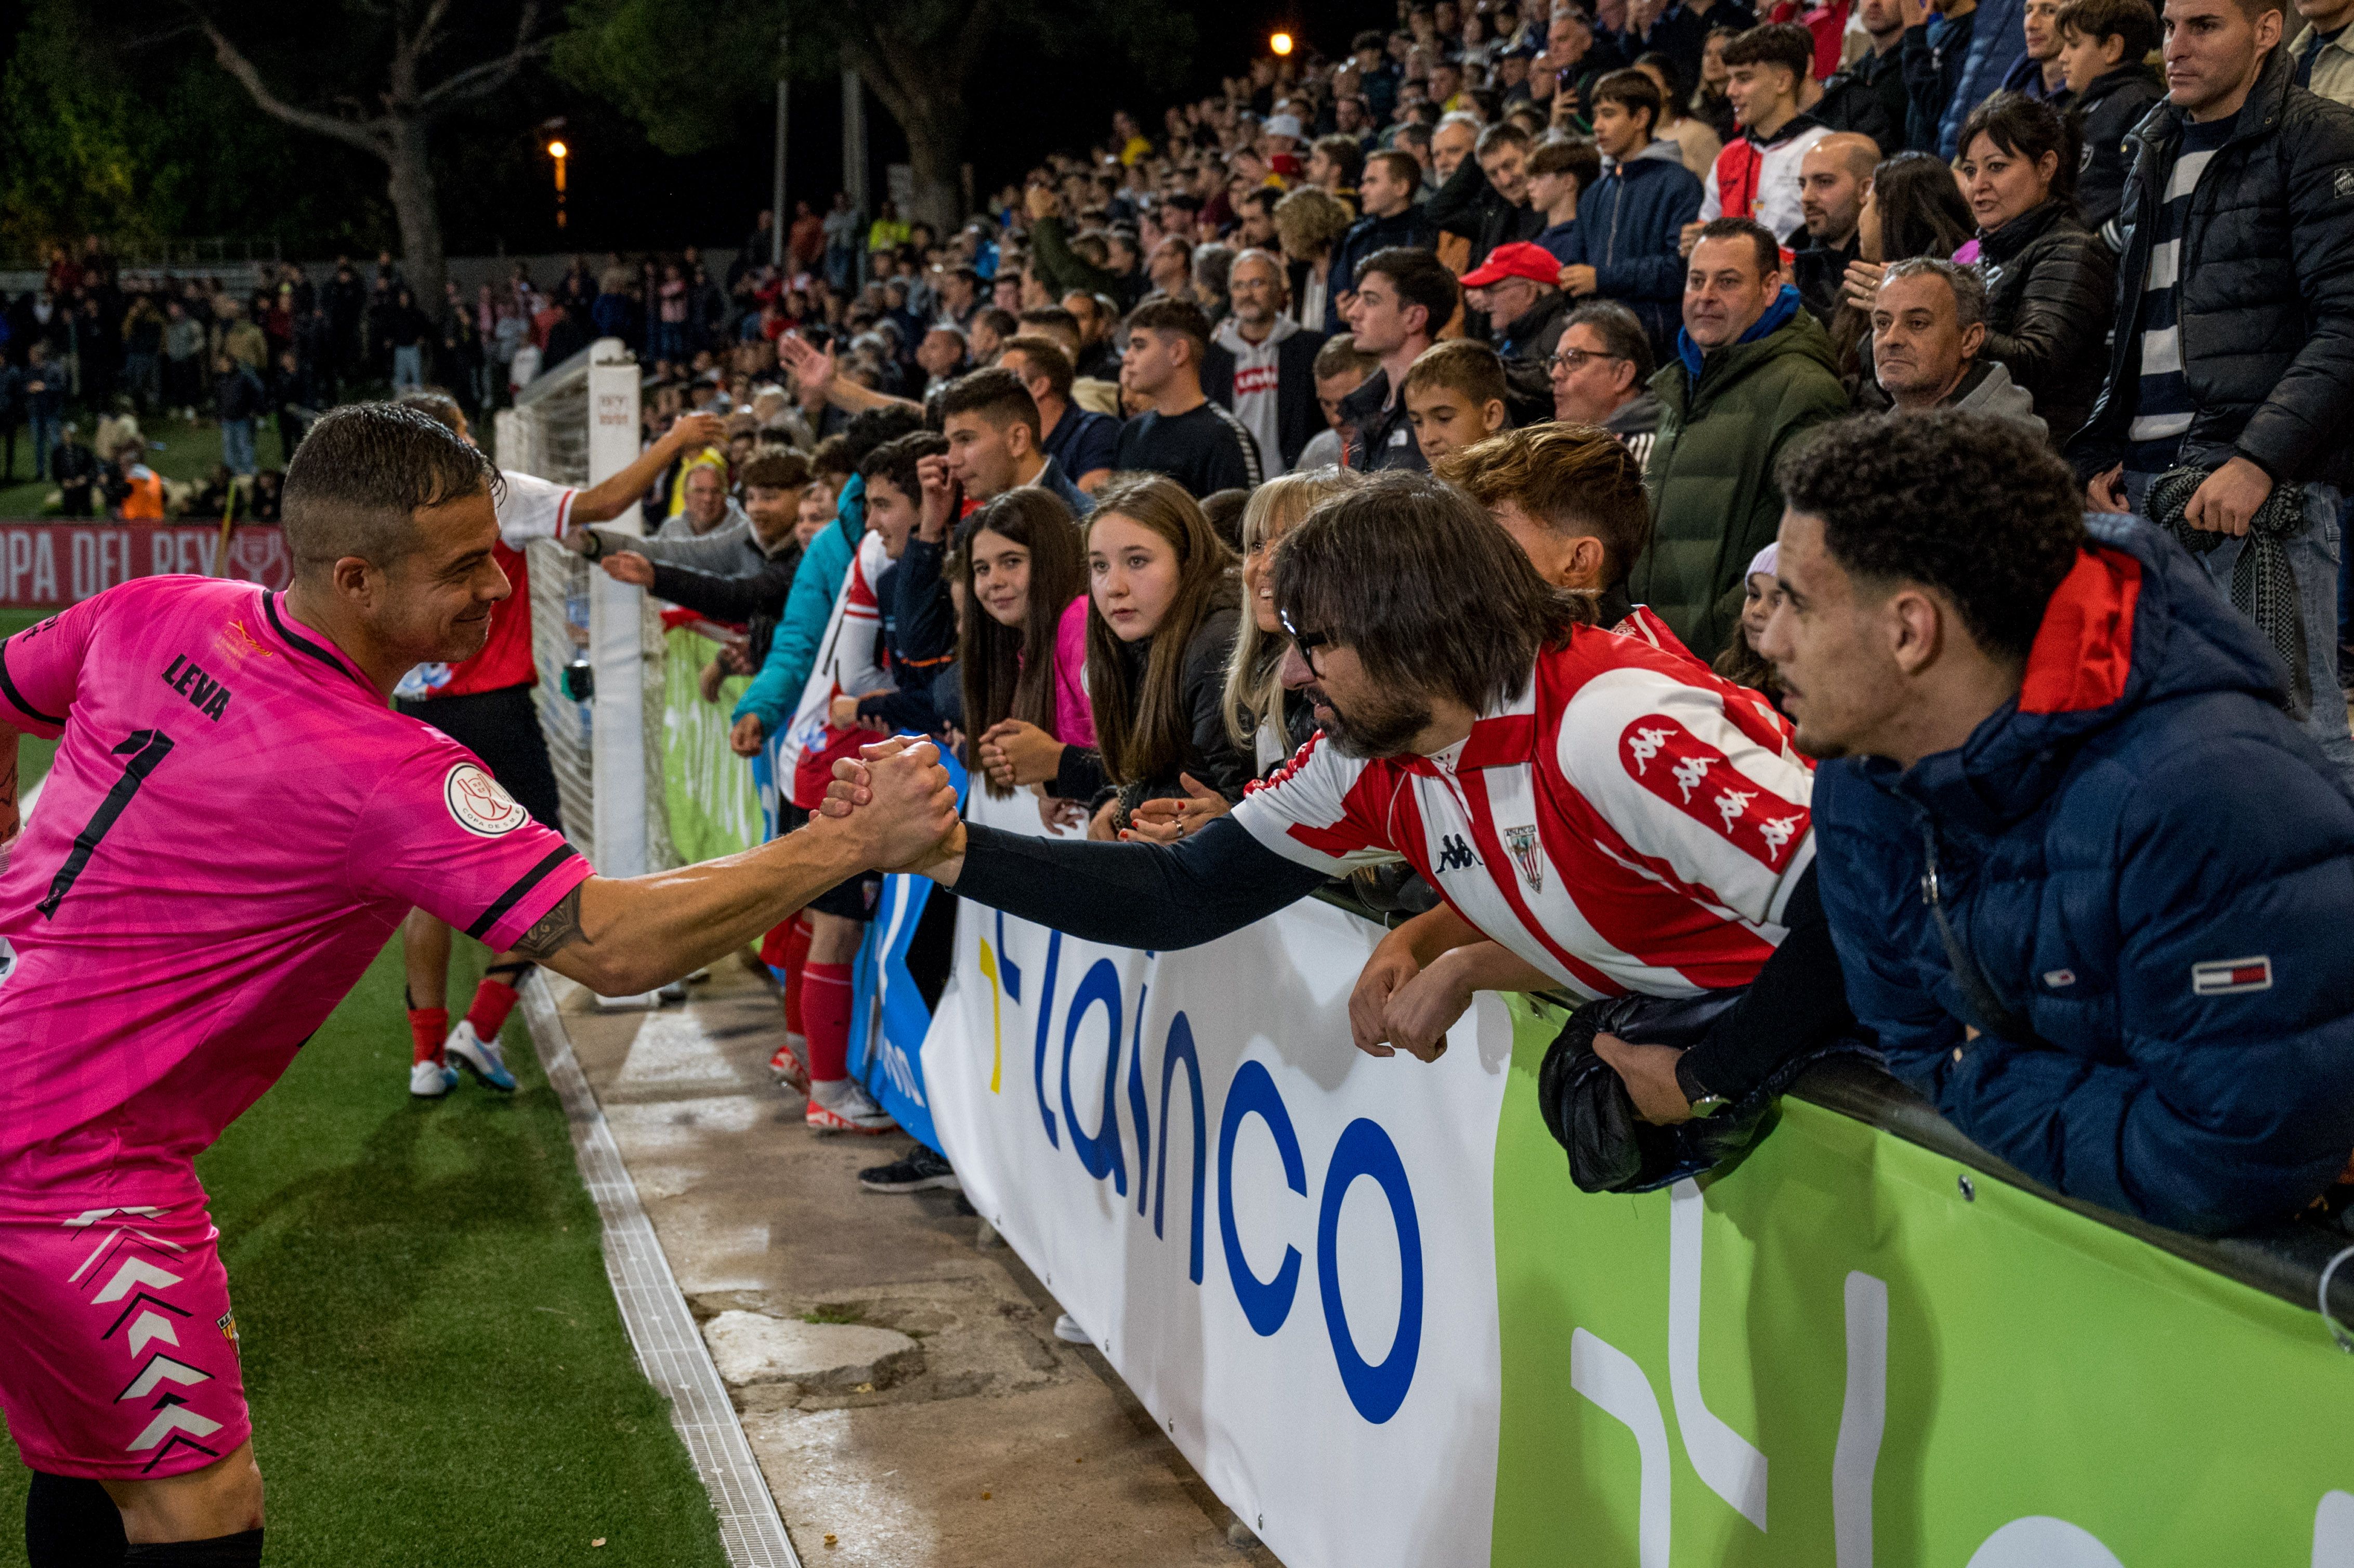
[{"left": 0, "top": 404, "right": 958, "bottom": 1565}]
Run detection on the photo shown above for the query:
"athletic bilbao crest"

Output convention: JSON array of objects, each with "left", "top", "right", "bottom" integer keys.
[
  {"left": 1618, "top": 716, "right": 1809, "bottom": 867},
  {"left": 1502, "top": 825, "right": 1544, "bottom": 893}
]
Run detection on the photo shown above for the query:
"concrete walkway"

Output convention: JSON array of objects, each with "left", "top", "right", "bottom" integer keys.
[{"left": 544, "top": 960, "right": 1283, "bottom": 1568}]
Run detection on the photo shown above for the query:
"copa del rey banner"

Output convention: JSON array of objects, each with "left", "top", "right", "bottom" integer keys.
[
  {"left": 928, "top": 790, "right": 2354, "bottom": 1568},
  {"left": 925, "top": 786, "right": 1515, "bottom": 1567},
  {"left": 0, "top": 523, "right": 291, "bottom": 607}
]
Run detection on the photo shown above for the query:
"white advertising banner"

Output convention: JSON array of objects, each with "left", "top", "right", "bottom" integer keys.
[{"left": 922, "top": 789, "right": 1515, "bottom": 1568}]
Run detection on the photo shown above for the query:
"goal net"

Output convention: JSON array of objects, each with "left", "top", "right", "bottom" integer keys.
[{"left": 495, "top": 341, "right": 677, "bottom": 878}]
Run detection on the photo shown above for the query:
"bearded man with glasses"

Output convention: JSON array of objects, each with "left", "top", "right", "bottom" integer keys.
[{"left": 827, "top": 472, "right": 1853, "bottom": 1134}]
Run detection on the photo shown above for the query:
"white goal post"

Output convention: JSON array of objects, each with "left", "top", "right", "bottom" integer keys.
[{"left": 494, "top": 337, "right": 675, "bottom": 880}]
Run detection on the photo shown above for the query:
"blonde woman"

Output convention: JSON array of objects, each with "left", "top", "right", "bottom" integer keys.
[
  {"left": 1127, "top": 468, "right": 1365, "bottom": 844},
  {"left": 1274, "top": 186, "right": 1357, "bottom": 332}
]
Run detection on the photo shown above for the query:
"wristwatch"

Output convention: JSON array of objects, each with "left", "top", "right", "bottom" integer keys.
[{"left": 1675, "top": 1052, "right": 1731, "bottom": 1119}]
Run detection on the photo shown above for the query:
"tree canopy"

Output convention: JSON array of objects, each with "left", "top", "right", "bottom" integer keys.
[{"left": 554, "top": 0, "right": 1198, "bottom": 227}]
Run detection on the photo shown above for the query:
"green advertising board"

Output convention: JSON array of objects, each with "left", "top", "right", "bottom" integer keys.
[
  {"left": 1491, "top": 997, "right": 2354, "bottom": 1567},
  {"left": 658, "top": 626, "right": 763, "bottom": 864}
]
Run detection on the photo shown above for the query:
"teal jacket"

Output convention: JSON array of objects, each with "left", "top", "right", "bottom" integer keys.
[{"left": 734, "top": 474, "right": 865, "bottom": 735}]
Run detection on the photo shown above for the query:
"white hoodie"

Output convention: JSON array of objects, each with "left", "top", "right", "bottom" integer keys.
[{"left": 1211, "top": 312, "right": 1301, "bottom": 480}]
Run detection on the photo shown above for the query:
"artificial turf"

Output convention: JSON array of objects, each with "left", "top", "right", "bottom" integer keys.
[{"left": 0, "top": 903, "right": 732, "bottom": 1565}]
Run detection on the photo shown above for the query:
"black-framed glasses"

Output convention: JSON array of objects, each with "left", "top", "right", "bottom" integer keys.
[
  {"left": 1278, "top": 608, "right": 1331, "bottom": 678},
  {"left": 1547, "top": 347, "right": 1626, "bottom": 373}
]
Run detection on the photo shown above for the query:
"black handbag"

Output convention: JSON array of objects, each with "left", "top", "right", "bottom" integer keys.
[{"left": 1536, "top": 990, "right": 1871, "bottom": 1194}]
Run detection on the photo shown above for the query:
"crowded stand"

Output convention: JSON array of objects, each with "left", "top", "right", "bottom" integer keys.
[
  {"left": 6, "top": 2, "right": 2354, "bottom": 1546},
  {"left": 521, "top": 0, "right": 2354, "bottom": 1233},
  {"left": 44, "top": 0, "right": 2330, "bottom": 1229}
]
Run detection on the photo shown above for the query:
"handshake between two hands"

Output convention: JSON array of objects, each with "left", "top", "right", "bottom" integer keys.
[{"left": 823, "top": 735, "right": 966, "bottom": 874}]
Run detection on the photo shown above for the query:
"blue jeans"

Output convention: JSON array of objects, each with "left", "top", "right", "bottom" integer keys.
[
  {"left": 2126, "top": 471, "right": 2354, "bottom": 782},
  {"left": 221, "top": 418, "right": 257, "bottom": 476},
  {"left": 28, "top": 414, "right": 59, "bottom": 479},
  {"left": 392, "top": 344, "right": 424, "bottom": 389},
  {"left": 2336, "top": 490, "right": 2354, "bottom": 692}
]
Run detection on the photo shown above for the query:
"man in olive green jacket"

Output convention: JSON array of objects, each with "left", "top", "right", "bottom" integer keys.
[{"left": 1631, "top": 218, "right": 1849, "bottom": 659}]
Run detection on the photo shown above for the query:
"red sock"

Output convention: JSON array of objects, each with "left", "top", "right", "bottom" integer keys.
[
  {"left": 803, "top": 962, "right": 854, "bottom": 1083},
  {"left": 464, "top": 976, "right": 521, "bottom": 1042},
  {"left": 781, "top": 917, "right": 813, "bottom": 1037},
  {"left": 407, "top": 1007, "right": 449, "bottom": 1066}
]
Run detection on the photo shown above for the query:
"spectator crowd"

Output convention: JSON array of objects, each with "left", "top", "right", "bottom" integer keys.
[
  {"left": 541, "top": 0, "right": 2354, "bottom": 1247},
  {"left": 24, "top": 0, "right": 2354, "bottom": 1241}
]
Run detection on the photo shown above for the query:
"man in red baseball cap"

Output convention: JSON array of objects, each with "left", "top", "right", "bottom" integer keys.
[{"left": 1458, "top": 241, "right": 1572, "bottom": 367}]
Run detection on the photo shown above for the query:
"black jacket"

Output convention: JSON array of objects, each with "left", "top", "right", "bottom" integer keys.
[
  {"left": 1791, "top": 231, "right": 1859, "bottom": 326},
  {"left": 1326, "top": 204, "right": 1442, "bottom": 332},
  {"left": 1339, "top": 368, "right": 1427, "bottom": 473},
  {"left": 1975, "top": 199, "right": 2117, "bottom": 445},
  {"left": 2068, "top": 52, "right": 2354, "bottom": 486},
  {"left": 1119, "top": 602, "right": 1253, "bottom": 809},
  {"left": 2068, "top": 63, "right": 2166, "bottom": 235},
  {"left": 1901, "top": 14, "right": 1976, "bottom": 153},
  {"left": 1493, "top": 289, "right": 1571, "bottom": 367},
  {"left": 1812, "top": 68, "right": 1899, "bottom": 154},
  {"left": 1427, "top": 154, "right": 1544, "bottom": 271},
  {"left": 1848, "top": 44, "right": 1911, "bottom": 151}
]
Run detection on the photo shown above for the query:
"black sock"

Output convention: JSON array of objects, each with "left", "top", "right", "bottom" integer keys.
[
  {"left": 25, "top": 1471, "right": 126, "bottom": 1568},
  {"left": 122, "top": 1528, "right": 264, "bottom": 1566}
]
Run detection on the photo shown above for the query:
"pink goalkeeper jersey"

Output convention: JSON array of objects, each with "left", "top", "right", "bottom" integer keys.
[{"left": 0, "top": 577, "right": 595, "bottom": 1203}]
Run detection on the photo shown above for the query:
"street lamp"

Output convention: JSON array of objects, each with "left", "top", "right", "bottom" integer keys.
[
  {"left": 546, "top": 138, "right": 570, "bottom": 229},
  {"left": 1270, "top": 30, "right": 1295, "bottom": 55}
]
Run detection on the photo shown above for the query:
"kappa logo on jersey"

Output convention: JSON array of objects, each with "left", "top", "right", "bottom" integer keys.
[
  {"left": 1435, "top": 833, "right": 1479, "bottom": 873},
  {"left": 1502, "top": 825, "right": 1544, "bottom": 893},
  {"left": 1619, "top": 716, "right": 1810, "bottom": 867},
  {"left": 443, "top": 763, "right": 527, "bottom": 837}
]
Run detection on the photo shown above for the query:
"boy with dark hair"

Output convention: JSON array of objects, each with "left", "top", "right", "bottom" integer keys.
[
  {"left": 936, "top": 364, "right": 1095, "bottom": 514},
  {"left": 1326, "top": 150, "right": 1442, "bottom": 332},
  {"left": 2054, "top": 0, "right": 2165, "bottom": 230},
  {"left": 1114, "top": 295, "right": 1262, "bottom": 495},
  {"left": 1562, "top": 69, "right": 1709, "bottom": 352},
  {"left": 1341, "top": 246, "right": 1463, "bottom": 472},
  {"left": 1401, "top": 339, "right": 1512, "bottom": 463},
  {"left": 998, "top": 333, "right": 1118, "bottom": 491},
  {"left": 1526, "top": 135, "right": 1606, "bottom": 259},
  {"left": 1704, "top": 24, "right": 1833, "bottom": 242}
]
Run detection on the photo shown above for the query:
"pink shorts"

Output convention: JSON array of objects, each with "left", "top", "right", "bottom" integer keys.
[{"left": 0, "top": 1201, "right": 251, "bottom": 1479}]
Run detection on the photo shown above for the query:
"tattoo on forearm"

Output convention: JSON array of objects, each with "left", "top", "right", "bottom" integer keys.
[{"left": 511, "top": 885, "right": 586, "bottom": 962}]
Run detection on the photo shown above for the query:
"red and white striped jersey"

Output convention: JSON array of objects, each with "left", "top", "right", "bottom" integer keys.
[
  {"left": 1230, "top": 628, "right": 1815, "bottom": 1000},
  {"left": 781, "top": 530, "right": 892, "bottom": 808},
  {"left": 1610, "top": 604, "right": 1698, "bottom": 668}
]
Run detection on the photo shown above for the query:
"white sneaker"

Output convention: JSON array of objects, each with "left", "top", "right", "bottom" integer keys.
[
  {"left": 1053, "top": 1313, "right": 1091, "bottom": 1345},
  {"left": 444, "top": 1019, "right": 516, "bottom": 1092},
  {"left": 409, "top": 1058, "right": 459, "bottom": 1098},
  {"left": 805, "top": 1078, "right": 895, "bottom": 1134}
]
